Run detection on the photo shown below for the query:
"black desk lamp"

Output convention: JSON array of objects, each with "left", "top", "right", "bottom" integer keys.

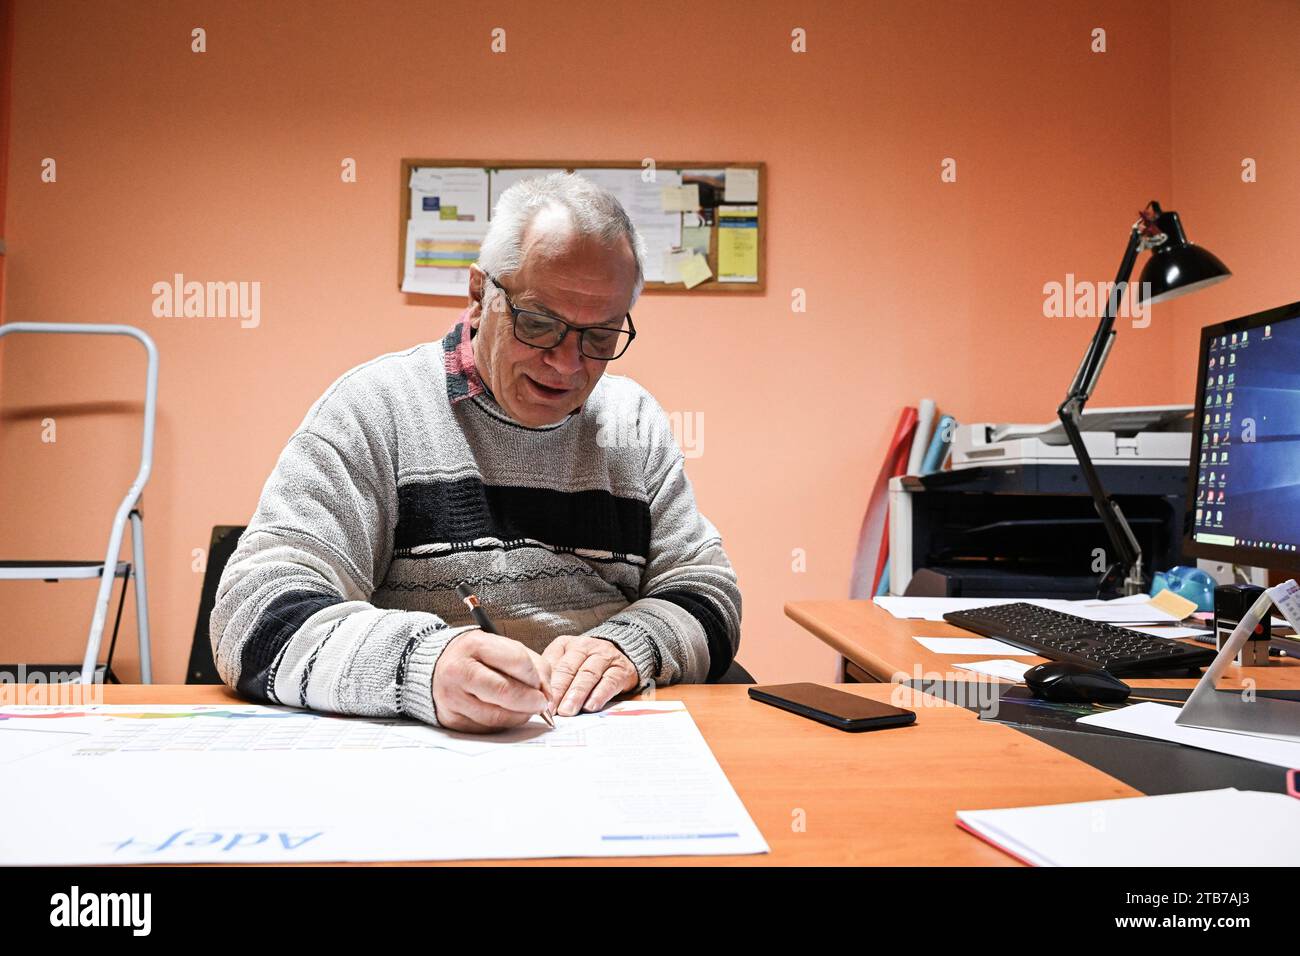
[{"left": 1058, "top": 201, "right": 1231, "bottom": 597}]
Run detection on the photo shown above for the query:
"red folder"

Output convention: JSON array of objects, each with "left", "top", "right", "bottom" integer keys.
[{"left": 850, "top": 407, "right": 918, "bottom": 599}]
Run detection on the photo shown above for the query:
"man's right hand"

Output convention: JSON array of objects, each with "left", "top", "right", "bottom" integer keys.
[{"left": 431, "top": 629, "right": 553, "bottom": 733}]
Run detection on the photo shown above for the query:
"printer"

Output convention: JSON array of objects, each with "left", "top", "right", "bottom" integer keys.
[
  {"left": 950, "top": 404, "right": 1193, "bottom": 469},
  {"left": 888, "top": 406, "right": 1193, "bottom": 599}
]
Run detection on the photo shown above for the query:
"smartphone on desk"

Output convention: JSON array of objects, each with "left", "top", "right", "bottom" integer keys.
[{"left": 748, "top": 683, "right": 916, "bottom": 732}]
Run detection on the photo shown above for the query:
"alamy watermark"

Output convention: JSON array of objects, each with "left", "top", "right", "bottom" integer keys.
[
  {"left": 890, "top": 665, "right": 1002, "bottom": 718},
  {"left": 596, "top": 408, "right": 705, "bottom": 458},
  {"left": 1043, "top": 274, "right": 1152, "bottom": 328},
  {"left": 50, "top": 886, "right": 151, "bottom": 936},
  {"left": 152, "top": 273, "right": 261, "bottom": 329},
  {"left": 0, "top": 665, "right": 105, "bottom": 705}
]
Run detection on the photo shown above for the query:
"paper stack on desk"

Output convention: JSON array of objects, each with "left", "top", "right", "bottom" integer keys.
[
  {"left": 873, "top": 595, "right": 1183, "bottom": 625},
  {"left": 1077, "top": 701, "right": 1300, "bottom": 768},
  {"left": 0, "top": 701, "right": 769, "bottom": 865},
  {"left": 958, "top": 789, "right": 1300, "bottom": 866}
]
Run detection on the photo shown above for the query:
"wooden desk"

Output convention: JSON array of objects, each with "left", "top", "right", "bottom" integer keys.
[
  {"left": 0, "top": 682, "right": 1140, "bottom": 866},
  {"left": 785, "top": 599, "right": 1300, "bottom": 691}
]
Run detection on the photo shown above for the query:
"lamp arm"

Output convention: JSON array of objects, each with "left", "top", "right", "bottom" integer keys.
[
  {"left": 1056, "top": 223, "right": 1146, "bottom": 595},
  {"left": 1067, "top": 225, "right": 1143, "bottom": 402}
]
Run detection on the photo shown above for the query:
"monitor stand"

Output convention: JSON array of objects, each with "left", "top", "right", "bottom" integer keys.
[{"left": 1176, "top": 580, "right": 1300, "bottom": 743}]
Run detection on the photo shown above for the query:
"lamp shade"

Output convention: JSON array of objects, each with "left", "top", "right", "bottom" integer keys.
[{"left": 1137, "top": 207, "right": 1231, "bottom": 304}]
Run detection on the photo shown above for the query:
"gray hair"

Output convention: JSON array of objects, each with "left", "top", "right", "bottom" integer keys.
[{"left": 478, "top": 172, "right": 648, "bottom": 305}]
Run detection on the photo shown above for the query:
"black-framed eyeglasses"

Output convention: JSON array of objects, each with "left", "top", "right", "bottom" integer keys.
[{"left": 483, "top": 271, "right": 636, "bottom": 361}]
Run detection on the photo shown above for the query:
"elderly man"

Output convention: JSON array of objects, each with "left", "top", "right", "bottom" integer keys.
[{"left": 211, "top": 173, "right": 741, "bottom": 733}]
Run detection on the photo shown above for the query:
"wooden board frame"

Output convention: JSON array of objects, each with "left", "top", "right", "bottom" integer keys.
[{"left": 399, "top": 159, "right": 766, "bottom": 295}]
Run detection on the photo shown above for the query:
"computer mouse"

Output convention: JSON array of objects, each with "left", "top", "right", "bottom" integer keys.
[{"left": 1023, "top": 661, "right": 1131, "bottom": 703}]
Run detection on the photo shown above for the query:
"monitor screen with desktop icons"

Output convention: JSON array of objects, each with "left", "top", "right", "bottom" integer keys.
[{"left": 1184, "top": 299, "right": 1300, "bottom": 575}]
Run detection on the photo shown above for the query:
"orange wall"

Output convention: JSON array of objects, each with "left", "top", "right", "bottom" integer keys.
[
  {"left": 1168, "top": 0, "right": 1300, "bottom": 378},
  {"left": 0, "top": 0, "right": 12, "bottom": 316},
  {"left": 0, "top": 0, "right": 1219, "bottom": 683}
]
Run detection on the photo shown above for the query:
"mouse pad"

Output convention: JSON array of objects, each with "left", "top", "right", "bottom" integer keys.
[{"left": 905, "top": 680, "right": 1299, "bottom": 796}]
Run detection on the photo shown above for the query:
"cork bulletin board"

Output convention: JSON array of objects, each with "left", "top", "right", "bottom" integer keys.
[{"left": 399, "top": 159, "right": 765, "bottom": 296}]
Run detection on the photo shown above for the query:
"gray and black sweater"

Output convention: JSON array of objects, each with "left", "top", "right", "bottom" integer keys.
[{"left": 210, "top": 314, "right": 741, "bottom": 727}]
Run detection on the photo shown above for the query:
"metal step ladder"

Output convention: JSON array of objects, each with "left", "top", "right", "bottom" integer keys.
[{"left": 0, "top": 323, "right": 157, "bottom": 683}]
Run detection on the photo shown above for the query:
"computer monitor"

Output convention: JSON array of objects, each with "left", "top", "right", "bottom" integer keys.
[{"left": 1183, "top": 299, "right": 1300, "bottom": 574}]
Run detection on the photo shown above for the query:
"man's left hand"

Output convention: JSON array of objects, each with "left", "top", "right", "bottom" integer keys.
[{"left": 543, "top": 635, "right": 640, "bottom": 716}]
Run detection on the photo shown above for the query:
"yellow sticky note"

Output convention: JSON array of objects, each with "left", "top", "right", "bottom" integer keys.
[
  {"left": 1150, "top": 589, "right": 1199, "bottom": 620},
  {"left": 717, "top": 205, "right": 758, "bottom": 282},
  {"left": 680, "top": 253, "right": 712, "bottom": 289},
  {"left": 439, "top": 206, "right": 459, "bottom": 220},
  {"left": 661, "top": 184, "right": 700, "bottom": 212},
  {"left": 662, "top": 249, "right": 694, "bottom": 283}
]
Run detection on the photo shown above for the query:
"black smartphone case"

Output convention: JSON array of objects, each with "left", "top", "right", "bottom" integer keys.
[{"left": 748, "top": 687, "right": 917, "bottom": 732}]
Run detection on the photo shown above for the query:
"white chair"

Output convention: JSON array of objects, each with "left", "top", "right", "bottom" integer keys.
[{"left": 0, "top": 323, "right": 157, "bottom": 683}]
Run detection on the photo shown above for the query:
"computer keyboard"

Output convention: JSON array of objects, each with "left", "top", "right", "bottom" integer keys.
[{"left": 942, "top": 602, "right": 1218, "bottom": 676}]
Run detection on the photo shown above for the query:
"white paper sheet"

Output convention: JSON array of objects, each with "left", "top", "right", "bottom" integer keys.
[
  {"left": 913, "top": 636, "right": 1031, "bottom": 656},
  {"left": 409, "top": 167, "right": 490, "bottom": 222},
  {"left": 953, "top": 660, "right": 1034, "bottom": 681},
  {"left": 1077, "top": 701, "right": 1300, "bottom": 769},
  {"left": 0, "top": 701, "right": 768, "bottom": 865},
  {"left": 1127, "top": 626, "right": 1213, "bottom": 639},
  {"left": 873, "top": 596, "right": 1020, "bottom": 621},
  {"left": 958, "top": 788, "right": 1300, "bottom": 866},
  {"left": 0, "top": 727, "right": 87, "bottom": 765},
  {"left": 723, "top": 167, "right": 759, "bottom": 202},
  {"left": 401, "top": 218, "right": 487, "bottom": 297},
  {"left": 573, "top": 168, "right": 682, "bottom": 282},
  {"left": 872, "top": 596, "right": 1180, "bottom": 625},
  {"left": 1059, "top": 603, "right": 1180, "bottom": 624},
  {"left": 488, "top": 167, "right": 556, "bottom": 213}
]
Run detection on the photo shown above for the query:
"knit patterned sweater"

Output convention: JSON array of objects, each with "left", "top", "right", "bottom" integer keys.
[{"left": 210, "top": 314, "right": 741, "bottom": 727}]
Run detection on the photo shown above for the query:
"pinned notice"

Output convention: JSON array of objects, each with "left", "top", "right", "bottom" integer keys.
[
  {"left": 661, "top": 184, "right": 701, "bottom": 212},
  {"left": 680, "top": 253, "right": 713, "bottom": 289},
  {"left": 723, "top": 167, "right": 759, "bottom": 202},
  {"left": 717, "top": 205, "right": 758, "bottom": 283}
]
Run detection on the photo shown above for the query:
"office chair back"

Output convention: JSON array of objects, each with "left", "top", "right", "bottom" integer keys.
[{"left": 188, "top": 525, "right": 246, "bottom": 683}]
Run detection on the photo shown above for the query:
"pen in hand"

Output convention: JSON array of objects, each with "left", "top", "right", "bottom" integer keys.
[{"left": 455, "top": 583, "right": 555, "bottom": 729}]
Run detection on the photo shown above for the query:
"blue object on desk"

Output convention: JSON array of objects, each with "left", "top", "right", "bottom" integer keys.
[{"left": 1150, "top": 565, "right": 1217, "bottom": 612}]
